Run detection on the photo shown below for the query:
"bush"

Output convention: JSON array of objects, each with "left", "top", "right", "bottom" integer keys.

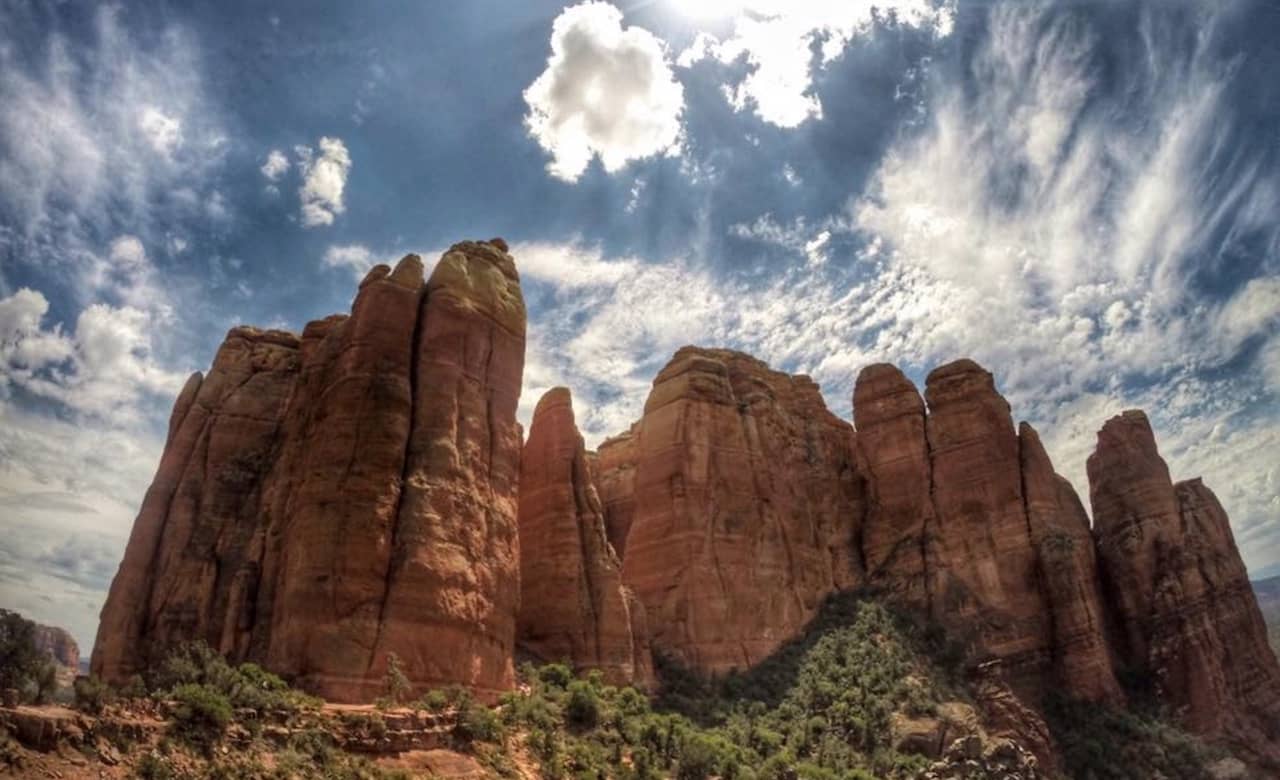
[
  {"left": 538, "top": 663, "right": 574, "bottom": 690},
  {"left": 566, "top": 680, "right": 602, "bottom": 728},
  {"left": 73, "top": 676, "right": 116, "bottom": 714},
  {"left": 456, "top": 702, "right": 505, "bottom": 745},
  {"left": 383, "top": 652, "right": 411, "bottom": 706},
  {"left": 417, "top": 688, "right": 450, "bottom": 712},
  {"left": 136, "top": 751, "right": 175, "bottom": 780},
  {"left": 170, "top": 683, "right": 232, "bottom": 751}
]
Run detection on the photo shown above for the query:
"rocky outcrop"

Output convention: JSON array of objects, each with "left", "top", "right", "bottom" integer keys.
[
  {"left": 31, "top": 624, "right": 78, "bottom": 674},
  {"left": 91, "top": 240, "right": 525, "bottom": 702},
  {"left": 1089, "top": 410, "right": 1280, "bottom": 762},
  {"left": 1018, "top": 423, "right": 1122, "bottom": 704},
  {"left": 851, "top": 360, "right": 1122, "bottom": 704},
  {"left": 516, "top": 388, "right": 653, "bottom": 687},
  {"left": 924, "top": 360, "right": 1049, "bottom": 688},
  {"left": 594, "top": 427, "right": 639, "bottom": 557},
  {"left": 851, "top": 364, "right": 934, "bottom": 608},
  {"left": 610, "top": 347, "right": 864, "bottom": 674}
]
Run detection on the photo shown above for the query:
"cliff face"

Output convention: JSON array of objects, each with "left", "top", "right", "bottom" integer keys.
[
  {"left": 91, "top": 240, "right": 525, "bottom": 702},
  {"left": 516, "top": 388, "right": 653, "bottom": 687},
  {"left": 600, "top": 347, "right": 864, "bottom": 674},
  {"left": 850, "top": 360, "right": 1122, "bottom": 706},
  {"left": 1089, "top": 411, "right": 1280, "bottom": 760},
  {"left": 32, "top": 623, "right": 79, "bottom": 673}
]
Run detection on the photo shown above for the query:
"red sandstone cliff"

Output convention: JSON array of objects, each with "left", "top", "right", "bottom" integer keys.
[
  {"left": 517, "top": 388, "right": 653, "bottom": 687},
  {"left": 1089, "top": 410, "right": 1280, "bottom": 763},
  {"left": 850, "top": 360, "right": 1122, "bottom": 709},
  {"left": 602, "top": 347, "right": 864, "bottom": 674},
  {"left": 91, "top": 240, "right": 525, "bottom": 702}
]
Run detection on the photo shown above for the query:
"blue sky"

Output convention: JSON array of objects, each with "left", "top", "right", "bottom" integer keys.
[{"left": 1, "top": 0, "right": 1278, "bottom": 652}]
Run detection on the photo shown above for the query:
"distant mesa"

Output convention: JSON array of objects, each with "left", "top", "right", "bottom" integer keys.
[{"left": 91, "top": 238, "right": 1280, "bottom": 769}]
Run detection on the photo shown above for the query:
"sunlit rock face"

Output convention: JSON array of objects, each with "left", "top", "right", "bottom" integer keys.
[
  {"left": 601, "top": 347, "right": 865, "bottom": 674},
  {"left": 1089, "top": 410, "right": 1280, "bottom": 763},
  {"left": 516, "top": 387, "right": 653, "bottom": 688},
  {"left": 91, "top": 240, "right": 525, "bottom": 703}
]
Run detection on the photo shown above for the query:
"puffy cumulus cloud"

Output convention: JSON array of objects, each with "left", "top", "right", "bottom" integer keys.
[
  {"left": 0, "top": 288, "right": 186, "bottom": 423},
  {"left": 524, "top": 2, "right": 684, "bottom": 181},
  {"left": 260, "top": 148, "right": 290, "bottom": 182},
  {"left": 678, "top": 0, "right": 955, "bottom": 127},
  {"left": 296, "top": 137, "right": 351, "bottom": 227}
]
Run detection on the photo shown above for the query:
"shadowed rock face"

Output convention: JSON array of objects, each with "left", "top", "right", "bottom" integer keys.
[
  {"left": 91, "top": 240, "right": 525, "bottom": 702},
  {"left": 517, "top": 388, "right": 653, "bottom": 688},
  {"left": 851, "top": 360, "right": 1122, "bottom": 708},
  {"left": 606, "top": 347, "right": 865, "bottom": 674},
  {"left": 1089, "top": 411, "right": 1280, "bottom": 762}
]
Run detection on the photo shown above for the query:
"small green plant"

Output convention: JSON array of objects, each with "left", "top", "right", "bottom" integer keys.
[
  {"left": 456, "top": 702, "right": 505, "bottom": 745},
  {"left": 136, "top": 750, "right": 176, "bottom": 780},
  {"left": 383, "top": 651, "right": 411, "bottom": 706},
  {"left": 417, "top": 688, "right": 450, "bottom": 712},
  {"left": 170, "top": 682, "right": 232, "bottom": 752},
  {"left": 73, "top": 675, "right": 116, "bottom": 714}
]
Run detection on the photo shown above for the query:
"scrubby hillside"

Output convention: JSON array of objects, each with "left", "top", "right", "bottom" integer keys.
[{"left": 5, "top": 592, "right": 1239, "bottom": 779}]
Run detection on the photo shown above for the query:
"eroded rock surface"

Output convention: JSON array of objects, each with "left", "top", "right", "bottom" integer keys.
[
  {"left": 91, "top": 240, "right": 525, "bottom": 702},
  {"left": 517, "top": 388, "right": 653, "bottom": 687},
  {"left": 1089, "top": 410, "right": 1280, "bottom": 763},
  {"left": 611, "top": 347, "right": 864, "bottom": 673}
]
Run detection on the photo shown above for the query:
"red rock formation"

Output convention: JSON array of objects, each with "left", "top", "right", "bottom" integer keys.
[
  {"left": 594, "top": 427, "right": 639, "bottom": 557},
  {"left": 853, "top": 360, "right": 1122, "bottom": 704},
  {"left": 1018, "top": 423, "right": 1122, "bottom": 704},
  {"left": 517, "top": 388, "right": 653, "bottom": 687},
  {"left": 1089, "top": 411, "right": 1280, "bottom": 762},
  {"left": 617, "top": 347, "right": 864, "bottom": 673},
  {"left": 91, "top": 240, "right": 526, "bottom": 702},
  {"left": 924, "top": 360, "right": 1048, "bottom": 687},
  {"left": 31, "top": 623, "right": 78, "bottom": 673},
  {"left": 851, "top": 364, "right": 934, "bottom": 607}
]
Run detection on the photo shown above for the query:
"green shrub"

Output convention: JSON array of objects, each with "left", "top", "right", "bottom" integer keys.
[
  {"left": 382, "top": 652, "right": 411, "bottom": 706},
  {"left": 136, "top": 750, "right": 175, "bottom": 779},
  {"left": 73, "top": 676, "right": 116, "bottom": 714},
  {"left": 417, "top": 688, "right": 450, "bottom": 712},
  {"left": 456, "top": 702, "right": 505, "bottom": 745},
  {"left": 170, "top": 683, "right": 232, "bottom": 752},
  {"left": 538, "top": 663, "right": 574, "bottom": 690},
  {"left": 565, "top": 680, "right": 602, "bottom": 728}
]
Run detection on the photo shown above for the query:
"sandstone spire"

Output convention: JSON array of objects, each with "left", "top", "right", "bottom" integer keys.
[
  {"left": 91, "top": 240, "right": 525, "bottom": 703},
  {"left": 517, "top": 387, "right": 653, "bottom": 687}
]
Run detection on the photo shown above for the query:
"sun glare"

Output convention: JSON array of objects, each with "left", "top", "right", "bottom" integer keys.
[{"left": 673, "top": 0, "right": 747, "bottom": 21}]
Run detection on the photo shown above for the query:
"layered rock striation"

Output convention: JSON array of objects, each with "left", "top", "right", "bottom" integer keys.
[
  {"left": 516, "top": 388, "right": 653, "bottom": 687},
  {"left": 1089, "top": 410, "right": 1280, "bottom": 760},
  {"left": 600, "top": 347, "right": 864, "bottom": 674},
  {"left": 91, "top": 240, "right": 525, "bottom": 702},
  {"left": 850, "top": 360, "right": 1122, "bottom": 705}
]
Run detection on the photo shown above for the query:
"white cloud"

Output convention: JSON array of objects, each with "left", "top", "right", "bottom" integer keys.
[
  {"left": 260, "top": 148, "right": 290, "bottom": 181},
  {"left": 0, "top": 5, "right": 227, "bottom": 245},
  {"left": 296, "top": 137, "right": 351, "bottom": 227},
  {"left": 678, "top": 0, "right": 955, "bottom": 127},
  {"left": 0, "top": 288, "right": 186, "bottom": 423},
  {"left": 137, "top": 106, "right": 183, "bottom": 158},
  {"left": 524, "top": 2, "right": 684, "bottom": 181}
]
